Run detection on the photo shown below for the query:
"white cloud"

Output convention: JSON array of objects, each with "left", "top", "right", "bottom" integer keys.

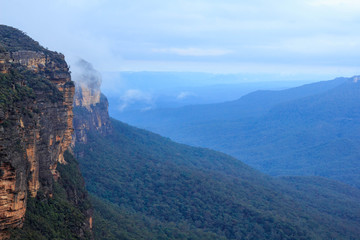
[
  {"left": 152, "top": 48, "right": 232, "bottom": 57},
  {"left": 114, "top": 60, "right": 360, "bottom": 76},
  {"left": 177, "top": 91, "right": 196, "bottom": 100},
  {"left": 308, "top": 0, "right": 360, "bottom": 7},
  {"left": 257, "top": 35, "right": 360, "bottom": 55},
  {"left": 2, "top": 0, "right": 360, "bottom": 77},
  {"left": 119, "top": 89, "right": 153, "bottom": 111}
]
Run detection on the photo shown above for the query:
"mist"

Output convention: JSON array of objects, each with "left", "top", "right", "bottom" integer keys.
[{"left": 72, "top": 59, "right": 102, "bottom": 92}]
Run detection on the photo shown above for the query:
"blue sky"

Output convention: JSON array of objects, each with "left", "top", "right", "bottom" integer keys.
[{"left": 2, "top": 0, "right": 360, "bottom": 78}]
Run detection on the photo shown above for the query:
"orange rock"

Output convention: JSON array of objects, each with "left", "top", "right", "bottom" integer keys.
[{"left": 0, "top": 47, "right": 75, "bottom": 237}]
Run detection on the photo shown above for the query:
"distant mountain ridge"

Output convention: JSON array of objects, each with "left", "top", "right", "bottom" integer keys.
[
  {"left": 73, "top": 70, "right": 360, "bottom": 239},
  {"left": 116, "top": 76, "right": 360, "bottom": 187},
  {"left": 102, "top": 71, "right": 315, "bottom": 118},
  {"left": 118, "top": 76, "right": 346, "bottom": 124}
]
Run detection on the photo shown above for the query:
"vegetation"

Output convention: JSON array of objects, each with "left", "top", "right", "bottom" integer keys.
[
  {"left": 0, "top": 66, "right": 63, "bottom": 113},
  {"left": 3, "top": 23, "right": 360, "bottom": 240},
  {"left": 92, "top": 195, "right": 225, "bottom": 240},
  {"left": 75, "top": 117, "right": 360, "bottom": 239},
  {"left": 0, "top": 25, "right": 57, "bottom": 55},
  {"left": 0, "top": 25, "right": 45, "bottom": 52},
  {"left": 0, "top": 25, "right": 64, "bottom": 63},
  {"left": 11, "top": 151, "right": 92, "bottom": 240},
  {"left": 0, "top": 68, "right": 34, "bottom": 110},
  {"left": 117, "top": 77, "right": 360, "bottom": 187},
  {"left": 1, "top": 25, "right": 85, "bottom": 239}
]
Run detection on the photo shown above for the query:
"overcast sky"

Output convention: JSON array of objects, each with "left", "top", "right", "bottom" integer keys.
[{"left": 2, "top": 0, "right": 360, "bottom": 78}]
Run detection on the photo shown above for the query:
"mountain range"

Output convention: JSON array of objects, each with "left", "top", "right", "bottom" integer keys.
[
  {"left": 2, "top": 25, "right": 360, "bottom": 240},
  {"left": 102, "top": 71, "right": 312, "bottom": 114},
  {"left": 75, "top": 109, "right": 360, "bottom": 240},
  {"left": 72, "top": 62, "right": 360, "bottom": 239},
  {"left": 117, "top": 76, "right": 360, "bottom": 187}
]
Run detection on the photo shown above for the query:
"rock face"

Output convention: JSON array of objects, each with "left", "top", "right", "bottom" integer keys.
[
  {"left": 0, "top": 25, "right": 81, "bottom": 238},
  {"left": 72, "top": 59, "right": 112, "bottom": 148},
  {"left": 73, "top": 59, "right": 102, "bottom": 111}
]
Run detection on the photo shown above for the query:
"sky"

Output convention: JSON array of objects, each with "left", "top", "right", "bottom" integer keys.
[{"left": 2, "top": 0, "right": 360, "bottom": 79}]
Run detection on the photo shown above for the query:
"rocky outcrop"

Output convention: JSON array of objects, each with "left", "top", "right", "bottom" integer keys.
[
  {"left": 0, "top": 163, "right": 26, "bottom": 236},
  {"left": 72, "top": 60, "right": 112, "bottom": 148},
  {"left": 0, "top": 25, "right": 81, "bottom": 239},
  {"left": 73, "top": 59, "right": 102, "bottom": 111}
]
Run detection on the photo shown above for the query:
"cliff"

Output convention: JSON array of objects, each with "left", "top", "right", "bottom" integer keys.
[
  {"left": 0, "top": 25, "right": 91, "bottom": 239},
  {"left": 72, "top": 59, "right": 112, "bottom": 149}
]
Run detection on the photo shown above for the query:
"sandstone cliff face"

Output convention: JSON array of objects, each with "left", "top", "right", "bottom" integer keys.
[
  {"left": 73, "top": 59, "right": 102, "bottom": 111},
  {"left": 0, "top": 25, "right": 76, "bottom": 238},
  {"left": 72, "top": 60, "right": 112, "bottom": 149}
]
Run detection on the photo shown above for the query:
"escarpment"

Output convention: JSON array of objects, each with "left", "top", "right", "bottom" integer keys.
[
  {"left": 0, "top": 25, "right": 90, "bottom": 239},
  {"left": 72, "top": 59, "right": 112, "bottom": 149}
]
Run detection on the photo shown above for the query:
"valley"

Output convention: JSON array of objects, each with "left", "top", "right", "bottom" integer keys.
[
  {"left": 116, "top": 77, "right": 360, "bottom": 187},
  {"left": 2, "top": 21, "right": 360, "bottom": 240}
]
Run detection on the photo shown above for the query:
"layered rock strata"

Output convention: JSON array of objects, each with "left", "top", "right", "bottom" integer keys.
[
  {"left": 72, "top": 59, "right": 112, "bottom": 149},
  {"left": 0, "top": 25, "right": 74, "bottom": 238}
]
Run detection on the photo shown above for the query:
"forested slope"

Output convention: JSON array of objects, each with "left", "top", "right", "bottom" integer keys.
[
  {"left": 75, "top": 118, "right": 360, "bottom": 240},
  {"left": 117, "top": 77, "right": 360, "bottom": 187}
]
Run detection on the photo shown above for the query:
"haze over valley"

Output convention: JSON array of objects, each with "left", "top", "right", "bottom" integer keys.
[{"left": 2, "top": 0, "right": 360, "bottom": 239}]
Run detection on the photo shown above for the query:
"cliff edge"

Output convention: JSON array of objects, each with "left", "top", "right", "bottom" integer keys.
[
  {"left": 0, "top": 25, "right": 91, "bottom": 239},
  {"left": 72, "top": 59, "right": 112, "bottom": 150}
]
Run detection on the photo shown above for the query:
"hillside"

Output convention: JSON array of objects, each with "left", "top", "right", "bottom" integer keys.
[
  {"left": 74, "top": 116, "right": 360, "bottom": 239},
  {"left": 116, "top": 76, "right": 360, "bottom": 187},
  {"left": 70, "top": 62, "right": 360, "bottom": 239}
]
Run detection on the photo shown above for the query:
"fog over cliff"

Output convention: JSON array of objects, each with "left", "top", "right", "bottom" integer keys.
[
  {"left": 73, "top": 59, "right": 101, "bottom": 92},
  {"left": 72, "top": 59, "right": 102, "bottom": 110}
]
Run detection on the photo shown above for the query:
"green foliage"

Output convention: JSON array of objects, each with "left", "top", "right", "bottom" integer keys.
[
  {"left": 0, "top": 25, "right": 55, "bottom": 55},
  {"left": 75, "top": 117, "right": 360, "bottom": 240},
  {"left": 0, "top": 25, "right": 44, "bottom": 52},
  {"left": 58, "top": 151, "right": 92, "bottom": 212},
  {"left": 11, "top": 151, "right": 92, "bottom": 240},
  {"left": 0, "top": 69, "right": 33, "bottom": 110},
  {"left": 0, "top": 43, "right": 6, "bottom": 53},
  {"left": 92, "top": 195, "right": 224, "bottom": 240},
  {"left": 0, "top": 67, "right": 63, "bottom": 112},
  {"left": 11, "top": 187, "right": 85, "bottom": 240},
  {"left": 117, "top": 78, "right": 360, "bottom": 188},
  {"left": 0, "top": 25, "right": 65, "bottom": 63}
]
